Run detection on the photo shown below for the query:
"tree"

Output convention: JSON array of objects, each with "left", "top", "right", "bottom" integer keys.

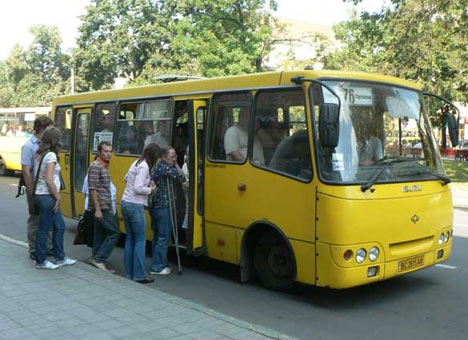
[
  {"left": 326, "top": 0, "right": 468, "bottom": 147},
  {"left": 165, "top": 0, "right": 278, "bottom": 77},
  {"left": 75, "top": 0, "right": 279, "bottom": 88},
  {"left": 27, "top": 25, "right": 69, "bottom": 84},
  {"left": 1, "top": 25, "right": 72, "bottom": 106}
]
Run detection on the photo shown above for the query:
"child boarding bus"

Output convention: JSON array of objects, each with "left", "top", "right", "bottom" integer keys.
[
  {"left": 0, "top": 107, "right": 51, "bottom": 176},
  {"left": 51, "top": 70, "right": 457, "bottom": 291}
]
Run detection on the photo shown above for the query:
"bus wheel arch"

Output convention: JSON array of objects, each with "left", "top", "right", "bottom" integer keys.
[
  {"left": 241, "top": 222, "right": 297, "bottom": 291},
  {"left": 0, "top": 156, "right": 13, "bottom": 176}
]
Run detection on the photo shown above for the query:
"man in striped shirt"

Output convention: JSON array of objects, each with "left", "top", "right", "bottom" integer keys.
[{"left": 88, "top": 141, "right": 120, "bottom": 272}]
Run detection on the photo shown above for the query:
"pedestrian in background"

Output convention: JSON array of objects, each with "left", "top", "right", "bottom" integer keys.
[
  {"left": 88, "top": 141, "right": 120, "bottom": 272},
  {"left": 149, "top": 146, "right": 185, "bottom": 275},
  {"left": 34, "top": 127, "right": 76, "bottom": 269},
  {"left": 121, "top": 143, "right": 159, "bottom": 283},
  {"left": 21, "top": 115, "right": 54, "bottom": 260}
]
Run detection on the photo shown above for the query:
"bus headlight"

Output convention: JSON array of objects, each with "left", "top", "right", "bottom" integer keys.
[
  {"left": 356, "top": 248, "right": 367, "bottom": 263},
  {"left": 369, "top": 247, "right": 380, "bottom": 262},
  {"left": 444, "top": 232, "right": 450, "bottom": 244},
  {"left": 438, "top": 233, "right": 445, "bottom": 246}
]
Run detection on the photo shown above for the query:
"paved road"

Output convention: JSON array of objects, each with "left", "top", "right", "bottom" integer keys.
[{"left": 1, "top": 175, "right": 467, "bottom": 340}]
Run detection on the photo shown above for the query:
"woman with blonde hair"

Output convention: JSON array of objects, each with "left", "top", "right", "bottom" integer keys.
[{"left": 34, "top": 127, "right": 76, "bottom": 269}]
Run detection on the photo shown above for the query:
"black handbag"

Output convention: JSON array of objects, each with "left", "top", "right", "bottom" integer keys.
[
  {"left": 73, "top": 210, "right": 94, "bottom": 246},
  {"left": 73, "top": 216, "right": 87, "bottom": 245}
]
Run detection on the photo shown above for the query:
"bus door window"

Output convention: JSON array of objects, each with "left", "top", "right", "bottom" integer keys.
[
  {"left": 75, "top": 113, "right": 90, "bottom": 191},
  {"left": 174, "top": 101, "right": 189, "bottom": 166},
  {"left": 92, "top": 103, "right": 117, "bottom": 152},
  {"left": 257, "top": 89, "right": 312, "bottom": 180},
  {"left": 55, "top": 106, "right": 72, "bottom": 151},
  {"left": 196, "top": 106, "right": 206, "bottom": 215}
]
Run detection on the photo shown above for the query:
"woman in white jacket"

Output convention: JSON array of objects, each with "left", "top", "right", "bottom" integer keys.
[{"left": 121, "top": 143, "right": 159, "bottom": 283}]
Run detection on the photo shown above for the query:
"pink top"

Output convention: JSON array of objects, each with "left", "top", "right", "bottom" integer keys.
[{"left": 122, "top": 160, "right": 152, "bottom": 206}]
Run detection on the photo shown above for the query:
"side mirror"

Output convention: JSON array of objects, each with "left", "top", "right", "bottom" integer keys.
[
  {"left": 446, "top": 111, "right": 459, "bottom": 147},
  {"left": 319, "top": 103, "right": 340, "bottom": 148}
]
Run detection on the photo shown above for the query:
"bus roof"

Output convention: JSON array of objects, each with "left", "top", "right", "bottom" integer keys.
[{"left": 53, "top": 70, "right": 421, "bottom": 106}]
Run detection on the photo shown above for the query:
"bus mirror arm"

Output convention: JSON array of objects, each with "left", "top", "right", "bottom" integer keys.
[{"left": 423, "top": 92, "right": 460, "bottom": 148}]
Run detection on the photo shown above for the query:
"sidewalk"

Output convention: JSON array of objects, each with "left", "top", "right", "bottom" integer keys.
[
  {"left": 451, "top": 182, "right": 468, "bottom": 209},
  {"left": 0, "top": 236, "right": 296, "bottom": 340}
]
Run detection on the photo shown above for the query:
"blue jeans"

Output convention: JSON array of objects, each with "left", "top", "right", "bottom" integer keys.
[
  {"left": 34, "top": 195, "right": 66, "bottom": 264},
  {"left": 92, "top": 209, "right": 120, "bottom": 263},
  {"left": 121, "top": 201, "right": 148, "bottom": 281},
  {"left": 149, "top": 207, "right": 171, "bottom": 272}
]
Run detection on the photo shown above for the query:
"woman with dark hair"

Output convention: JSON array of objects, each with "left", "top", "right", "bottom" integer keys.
[
  {"left": 34, "top": 127, "right": 76, "bottom": 269},
  {"left": 121, "top": 142, "right": 159, "bottom": 283}
]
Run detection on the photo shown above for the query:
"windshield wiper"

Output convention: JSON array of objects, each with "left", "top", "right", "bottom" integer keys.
[
  {"left": 428, "top": 172, "right": 451, "bottom": 185},
  {"left": 360, "top": 159, "right": 409, "bottom": 193}
]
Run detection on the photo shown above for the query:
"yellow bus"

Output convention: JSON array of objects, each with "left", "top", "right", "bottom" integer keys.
[
  {"left": 0, "top": 107, "right": 51, "bottom": 175},
  {"left": 52, "top": 70, "right": 456, "bottom": 290}
]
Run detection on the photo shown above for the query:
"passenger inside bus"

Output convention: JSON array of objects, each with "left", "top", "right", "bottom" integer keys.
[
  {"left": 269, "top": 129, "right": 312, "bottom": 179},
  {"left": 119, "top": 126, "right": 139, "bottom": 154},
  {"left": 257, "top": 116, "right": 284, "bottom": 165},
  {"left": 223, "top": 107, "right": 265, "bottom": 165},
  {"left": 356, "top": 126, "right": 383, "bottom": 165},
  {"left": 144, "top": 120, "right": 170, "bottom": 148}
]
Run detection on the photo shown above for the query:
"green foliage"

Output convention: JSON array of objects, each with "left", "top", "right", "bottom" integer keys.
[
  {"left": 326, "top": 0, "right": 468, "bottom": 146},
  {"left": 75, "top": 0, "right": 278, "bottom": 88},
  {"left": 444, "top": 159, "right": 468, "bottom": 183},
  {"left": 329, "top": 0, "right": 468, "bottom": 102},
  {"left": 0, "top": 25, "right": 72, "bottom": 107}
]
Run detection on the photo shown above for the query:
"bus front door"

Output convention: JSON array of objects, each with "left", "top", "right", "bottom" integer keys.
[{"left": 186, "top": 99, "right": 206, "bottom": 254}]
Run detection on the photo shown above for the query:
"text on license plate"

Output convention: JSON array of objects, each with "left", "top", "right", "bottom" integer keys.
[{"left": 398, "top": 255, "right": 424, "bottom": 272}]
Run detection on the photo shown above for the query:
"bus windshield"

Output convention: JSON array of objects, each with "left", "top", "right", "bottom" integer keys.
[{"left": 314, "top": 80, "right": 446, "bottom": 185}]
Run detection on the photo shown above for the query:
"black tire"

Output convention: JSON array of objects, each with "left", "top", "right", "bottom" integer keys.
[{"left": 253, "top": 231, "right": 296, "bottom": 292}]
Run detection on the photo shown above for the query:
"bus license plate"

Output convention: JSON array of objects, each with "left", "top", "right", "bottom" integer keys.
[{"left": 398, "top": 256, "right": 424, "bottom": 272}]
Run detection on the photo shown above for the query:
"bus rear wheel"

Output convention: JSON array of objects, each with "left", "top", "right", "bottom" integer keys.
[{"left": 253, "top": 231, "right": 296, "bottom": 292}]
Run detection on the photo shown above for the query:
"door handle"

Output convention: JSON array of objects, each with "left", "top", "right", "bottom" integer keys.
[{"left": 237, "top": 183, "right": 246, "bottom": 191}]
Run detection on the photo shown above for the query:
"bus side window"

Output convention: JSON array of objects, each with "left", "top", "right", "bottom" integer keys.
[
  {"left": 116, "top": 103, "right": 139, "bottom": 155},
  {"left": 256, "top": 89, "right": 312, "bottom": 179},
  {"left": 209, "top": 92, "right": 251, "bottom": 162}
]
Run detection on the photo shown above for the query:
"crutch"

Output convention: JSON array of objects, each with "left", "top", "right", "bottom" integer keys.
[{"left": 167, "top": 177, "right": 182, "bottom": 275}]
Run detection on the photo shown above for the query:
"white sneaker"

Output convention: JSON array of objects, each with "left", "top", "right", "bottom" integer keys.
[
  {"left": 54, "top": 257, "right": 77, "bottom": 267},
  {"left": 150, "top": 267, "right": 171, "bottom": 275},
  {"left": 36, "top": 260, "right": 59, "bottom": 270}
]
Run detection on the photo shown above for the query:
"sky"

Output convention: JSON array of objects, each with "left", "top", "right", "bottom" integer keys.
[{"left": 0, "top": 0, "right": 385, "bottom": 60}]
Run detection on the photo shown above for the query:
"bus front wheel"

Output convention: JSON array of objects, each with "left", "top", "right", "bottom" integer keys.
[{"left": 253, "top": 231, "right": 296, "bottom": 291}]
